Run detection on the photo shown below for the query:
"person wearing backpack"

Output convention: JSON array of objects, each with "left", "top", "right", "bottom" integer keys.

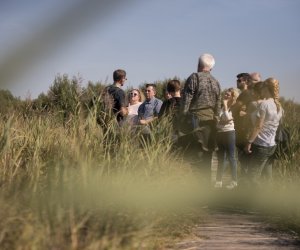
[
  {"left": 244, "top": 78, "right": 283, "bottom": 186},
  {"left": 179, "top": 53, "right": 221, "bottom": 182}
]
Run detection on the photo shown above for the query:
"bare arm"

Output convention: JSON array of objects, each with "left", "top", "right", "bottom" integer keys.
[
  {"left": 139, "top": 117, "right": 157, "bottom": 125},
  {"left": 244, "top": 113, "right": 265, "bottom": 154},
  {"left": 120, "top": 106, "right": 128, "bottom": 117}
]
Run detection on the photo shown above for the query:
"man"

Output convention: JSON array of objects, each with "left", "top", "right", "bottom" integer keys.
[
  {"left": 159, "top": 79, "right": 181, "bottom": 118},
  {"left": 231, "top": 72, "right": 254, "bottom": 177},
  {"left": 235, "top": 72, "right": 261, "bottom": 126},
  {"left": 138, "top": 83, "right": 163, "bottom": 126},
  {"left": 158, "top": 80, "right": 182, "bottom": 140},
  {"left": 250, "top": 72, "right": 261, "bottom": 83},
  {"left": 233, "top": 73, "right": 253, "bottom": 122},
  {"left": 103, "top": 69, "right": 128, "bottom": 123},
  {"left": 180, "top": 53, "right": 221, "bottom": 179}
]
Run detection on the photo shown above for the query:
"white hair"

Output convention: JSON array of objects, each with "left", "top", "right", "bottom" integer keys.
[
  {"left": 250, "top": 72, "right": 261, "bottom": 82},
  {"left": 198, "top": 53, "right": 215, "bottom": 70}
]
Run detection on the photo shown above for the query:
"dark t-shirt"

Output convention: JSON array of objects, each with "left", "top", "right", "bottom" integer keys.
[
  {"left": 106, "top": 85, "right": 126, "bottom": 121},
  {"left": 159, "top": 97, "right": 181, "bottom": 131},
  {"left": 232, "top": 89, "right": 254, "bottom": 145},
  {"left": 236, "top": 89, "right": 253, "bottom": 108},
  {"left": 159, "top": 97, "right": 181, "bottom": 118}
]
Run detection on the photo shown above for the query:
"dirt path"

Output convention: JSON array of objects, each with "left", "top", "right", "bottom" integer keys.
[
  {"left": 174, "top": 209, "right": 300, "bottom": 250},
  {"left": 172, "top": 154, "right": 300, "bottom": 249}
]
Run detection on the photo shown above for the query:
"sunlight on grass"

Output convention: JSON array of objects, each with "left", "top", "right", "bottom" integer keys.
[{"left": 0, "top": 97, "right": 300, "bottom": 249}]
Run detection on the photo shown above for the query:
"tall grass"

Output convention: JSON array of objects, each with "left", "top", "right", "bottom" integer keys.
[
  {"left": 1, "top": 98, "right": 300, "bottom": 249},
  {"left": 272, "top": 99, "right": 300, "bottom": 180},
  {"left": 0, "top": 105, "right": 204, "bottom": 249}
]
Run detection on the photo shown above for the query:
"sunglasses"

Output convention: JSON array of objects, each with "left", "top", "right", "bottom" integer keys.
[{"left": 130, "top": 92, "right": 138, "bottom": 97}]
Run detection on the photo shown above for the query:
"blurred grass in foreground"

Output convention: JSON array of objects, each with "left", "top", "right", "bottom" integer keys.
[{"left": 0, "top": 96, "right": 300, "bottom": 249}]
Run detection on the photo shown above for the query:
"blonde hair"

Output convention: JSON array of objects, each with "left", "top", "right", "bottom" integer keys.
[
  {"left": 128, "top": 88, "right": 145, "bottom": 102},
  {"left": 264, "top": 77, "right": 281, "bottom": 112},
  {"left": 224, "top": 87, "right": 240, "bottom": 102}
]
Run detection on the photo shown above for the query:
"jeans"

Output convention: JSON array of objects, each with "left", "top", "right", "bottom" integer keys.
[
  {"left": 248, "top": 144, "right": 276, "bottom": 185},
  {"left": 216, "top": 130, "right": 237, "bottom": 182},
  {"left": 236, "top": 143, "right": 250, "bottom": 178}
]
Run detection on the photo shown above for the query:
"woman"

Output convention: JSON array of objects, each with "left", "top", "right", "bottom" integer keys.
[
  {"left": 123, "top": 88, "right": 144, "bottom": 126},
  {"left": 248, "top": 81, "right": 265, "bottom": 129},
  {"left": 215, "top": 88, "right": 239, "bottom": 189},
  {"left": 245, "top": 78, "right": 283, "bottom": 185}
]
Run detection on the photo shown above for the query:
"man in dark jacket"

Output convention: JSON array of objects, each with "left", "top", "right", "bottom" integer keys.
[{"left": 231, "top": 72, "right": 256, "bottom": 178}]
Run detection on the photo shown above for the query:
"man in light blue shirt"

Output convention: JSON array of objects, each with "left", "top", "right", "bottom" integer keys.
[{"left": 138, "top": 83, "right": 162, "bottom": 126}]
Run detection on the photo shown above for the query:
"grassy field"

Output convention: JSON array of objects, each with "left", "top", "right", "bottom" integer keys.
[{"left": 0, "top": 94, "right": 300, "bottom": 249}]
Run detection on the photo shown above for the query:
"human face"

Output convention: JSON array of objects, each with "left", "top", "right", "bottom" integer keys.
[
  {"left": 145, "top": 86, "right": 155, "bottom": 100},
  {"left": 129, "top": 90, "right": 139, "bottom": 104},
  {"left": 120, "top": 76, "right": 127, "bottom": 86},
  {"left": 236, "top": 77, "right": 247, "bottom": 90},
  {"left": 164, "top": 91, "right": 172, "bottom": 100},
  {"left": 224, "top": 91, "right": 232, "bottom": 100}
]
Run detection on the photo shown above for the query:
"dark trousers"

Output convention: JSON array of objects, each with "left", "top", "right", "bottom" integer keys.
[
  {"left": 189, "top": 119, "right": 216, "bottom": 182},
  {"left": 248, "top": 144, "right": 276, "bottom": 186},
  {"left": 177, "top": 113, "right": 216, "bottom": 183},
  {"left": 236, "top": 143, "right": 250, "bottom": 178}
]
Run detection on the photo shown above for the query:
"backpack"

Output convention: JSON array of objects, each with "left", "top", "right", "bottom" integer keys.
[
  {"left": 95, "top": 85, "right": 117, "bottom": 128},
  {"left": 100, "top": 85, "right": 115, "bottom": 112},
  {"left": 273, "top": 123, "right": 291, "bottom": 160}
]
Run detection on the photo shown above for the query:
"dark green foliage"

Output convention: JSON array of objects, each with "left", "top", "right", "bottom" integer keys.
[
  {"left": 273, "top": 124, "right": 291, "bottom": 160},
  {"left": 1, "top": 76, "right": 300, "bottom": 249},
  {"left": 81, "top": 81, "right": 106, "bottom": 108},
  {"left": 138, "top": 77, "right": 184, "bottom": 101},
  {"left": 0, "top": 75, "right": 187, "bottom": 118},
  {"left": 0, "top": 89, "right": 21, "bottom": 115},
  {"left": 48, "top": 74, "right": 82, "bottom": 116},
  {"left": 32, "top": 93, "right": 52, "bottom": 112}
]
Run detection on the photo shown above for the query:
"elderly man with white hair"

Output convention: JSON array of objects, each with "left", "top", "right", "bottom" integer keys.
[
  {"left": 179, "top": 53, "right": 221, "bottom": 182},
  {"left": 250, "top": 72, "right": 261, "bottom": 83}
]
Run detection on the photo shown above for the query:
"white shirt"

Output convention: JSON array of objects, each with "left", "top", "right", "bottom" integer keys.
[
  {"left": 217, "top": 108, "right": 235, "bottom": 132},
  {"left": 254, "top": 98, "right": 283, "bottom": 147},
  {"left": 127, "top": 102, "right": 142, "bottom": 125}
]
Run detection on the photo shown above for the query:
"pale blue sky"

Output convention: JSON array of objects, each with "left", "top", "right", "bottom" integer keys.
[{"left": 1, "top": 0, "right": 299, "bottom": 102}]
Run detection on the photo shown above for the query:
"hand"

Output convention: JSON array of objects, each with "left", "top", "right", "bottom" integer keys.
[
  {"left": 223, "top": 99, "right": 228, "bottom": 106},
  {"left": 139, "top": 119, "right": 147, "bottom": 125},
  {"left": 244, "top": 143, "right": 252, "bottom": 154},
  {"left": 239, "top": 110, "right": 247, "bottom": 117}
]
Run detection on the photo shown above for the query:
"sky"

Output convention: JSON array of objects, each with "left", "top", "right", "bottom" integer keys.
[{"left": 1, "top": 0, "right": 300, "bottom": 102}]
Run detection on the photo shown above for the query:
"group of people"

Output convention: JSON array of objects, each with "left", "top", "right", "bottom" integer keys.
[{"left": 103, "top": 53, "right": 283, "bottom": 189}]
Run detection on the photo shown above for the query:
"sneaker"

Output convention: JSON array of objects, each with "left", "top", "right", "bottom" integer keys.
[
  {"left": 214, "top": 181, "right": 222, "bottom": 188},
  {"left": 226, "top": 181, "right": 238, "bottom": 190}
]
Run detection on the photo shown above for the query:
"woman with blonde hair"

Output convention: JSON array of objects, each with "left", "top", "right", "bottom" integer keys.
[
  {"left": 215, "top": 88, "right": 239, "bottom": 189},
  {"left": 123, "top": 88, "right": 144, "bottom": 126},
  {"left": 244, "top": 77, "right": 283, "bottom": 185}
]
